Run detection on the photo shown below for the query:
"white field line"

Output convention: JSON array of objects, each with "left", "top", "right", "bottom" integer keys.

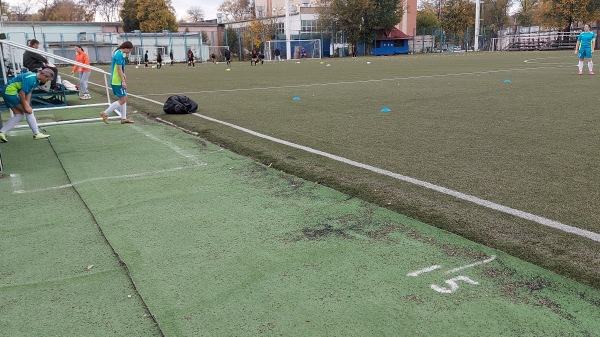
[
  {"left": 138, "top": 64, "right": 574, "bottom": 97},
  {"left": 444, "top": 255, "right": 497, "bottom": 274},
  {"left": 407, "top": 265, "right": 441, "bottom": 277},
  {"left": 191, "top": 113, "right": 600, "bottom": 243},
  {"left": 83, "top": 63, "right": 600, "bottom": 243},
  {"left": 12, "top": 164, "right": 206, "bottom": 194},
  {"left": 10, "top": 173, "right": 22, "bottom": 191},
  {"left": 129, "top": 124, "right": 206, "bottom": 166}
]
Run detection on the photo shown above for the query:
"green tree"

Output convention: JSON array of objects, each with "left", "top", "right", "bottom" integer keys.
[
  {"left": 417, "top": 9, "right": 441, "bottom": 32},
  {"left": 320, "top": 0, "right": 402, "bottom": 47},
  {"left": 201, "top": 30, "right": 210, "bottom": 45},
  {"left": 121, "top": 0, "right": 140, "bottom": 32},
  {"left": 515, "top": 0, "right": 540, "bottom": 26},
  {"left": 137, "top": 0, "right": 178, "bottom": 32},
  {"left": 225, "top": 26, "right": 240, "bottom": 57},
  {"left": 482, "top": 0, "right": 513, "bottom": 31},
  {"left": 539, "top": 0, "right": 599, "bottom": 30},
  {"left": 441, "top": 0, "right": 475, "bottom": 36}
]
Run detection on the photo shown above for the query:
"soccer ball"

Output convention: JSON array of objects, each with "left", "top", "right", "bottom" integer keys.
[{"left": 226, "top": 68, "right": 231, "bottom": 71}]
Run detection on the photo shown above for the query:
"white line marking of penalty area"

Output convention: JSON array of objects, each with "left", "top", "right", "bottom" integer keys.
[
  {"left": 129, "top": 124, "right": 206, "bottom": 166},
  {"left": 139, "top": 65, "right": 573, "bottom": 96},
  {"left": 13, "top": 164, "right": 206, "bottom": 194},
  {"left": 191, "top": 113, "right": 600, "bottom": 243},
  {"left": 407, "top": 265, "right": 441, "bottom": 277}
]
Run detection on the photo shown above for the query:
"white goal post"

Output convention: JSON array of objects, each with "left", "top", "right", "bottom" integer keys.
[{"left": 264, "top": 39, "right": 322, "bottom": 60}]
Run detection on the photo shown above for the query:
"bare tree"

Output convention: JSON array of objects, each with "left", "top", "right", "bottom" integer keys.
[
  {"left": 36, "top": 0, "right": 54, "bottom": 20},
  {"left": 10, "top": 0, "right": 36, "bottom": 20},
  {"left": 186, "top": 6, "right": 205, "bottom": 22},
  {"left": 218, "top": 0, "right": 253, "bottom": 22}
]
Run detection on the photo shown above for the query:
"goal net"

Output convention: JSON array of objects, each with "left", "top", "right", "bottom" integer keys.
[
  {"left": 264, "top": 39, "right": 322, "bottom": 60},
  {"left": 207, "top": 46, "right": 230, "bottom": 62}
]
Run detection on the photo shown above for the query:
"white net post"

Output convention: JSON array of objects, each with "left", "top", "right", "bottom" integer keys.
[{"left": 265, "top": 39, "right": 321, "bottom": 60}]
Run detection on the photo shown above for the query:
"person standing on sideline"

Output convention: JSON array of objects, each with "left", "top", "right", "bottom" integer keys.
[
  {"left": 170, "top": 50, "right": 174, "bottom": 66},
  {"left": 71, "top": 45, "right": 91, "bottom": 100},
  {"left": 224, "top": 48, "right": 231, "bottom": 67},
  {"left": 187, "top": 49, "right": 195, "bottom": 67},
  {"left": 22, "top": 39, "right": 59, "bottom": 91},
  {"left": 211, "top": 53, "right": 216, "bottom": 64},
  {"left": 0, "top": 69, "right": 55, "bottom": 142},
  {"left": 575, "top": 24, "right": 596, "bottom": 75},
  {"left": 274, "top": 48, "right": 281, "bottom": 62},
  {"left": 157, "top": 51, "right": 163, "bottom": 69},
  {"left": 144, "top": 50, "right": 149, "bottom": 68},
  {"left": 101, "top": 41, "right": 134, "bottom": 124}
]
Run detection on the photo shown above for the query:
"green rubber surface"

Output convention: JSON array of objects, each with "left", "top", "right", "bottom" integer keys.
[{"left": 0, "top": 115, "right": 598, "bottom": 336}]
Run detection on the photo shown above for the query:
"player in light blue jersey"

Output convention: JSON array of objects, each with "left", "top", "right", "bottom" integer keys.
[
  {"left": 575, "top": 24, "right": 596, "bottom": 75},
  {"left": 101, "top": 41, "right": 135, "bottom": 124},
  {"left": 0, "top": 69, "right": 55, "bottom": 142}
]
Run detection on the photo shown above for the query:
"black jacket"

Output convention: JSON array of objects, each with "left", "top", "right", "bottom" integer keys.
[
  {"left": 163, "top": 95, "right": 198, "bottom": 114},
  {"left": 23, "top": 50, "right": 48, "bottom": 71}
]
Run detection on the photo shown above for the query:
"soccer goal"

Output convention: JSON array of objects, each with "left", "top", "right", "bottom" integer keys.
[
  {"left": 207, "top": 46, "right": 230, "bottom": 62},
  {"left": 264, "top": 39, "right": 322, "bottom": 60}
]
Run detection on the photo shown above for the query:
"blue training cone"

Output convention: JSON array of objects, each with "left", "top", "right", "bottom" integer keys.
[
  {"left": 293, "top": 96, "right": 300, "bottom": 101},
  {"left": 504, "top": 79, "right": 511, "bottom": 83},
  {"left": 381, "top": 107, "right": 391, "bottom": 113}
]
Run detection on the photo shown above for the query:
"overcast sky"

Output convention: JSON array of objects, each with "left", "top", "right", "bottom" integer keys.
[
  {"left": 7, "top": 0, "right": 223, "bottom": 22},
  {"left": 171, "top": 0, "right": 222, "bottom": 21}
]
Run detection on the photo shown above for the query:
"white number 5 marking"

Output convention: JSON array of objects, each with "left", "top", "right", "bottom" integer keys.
[{"left": 430, "top": 276, "right": 479, "bottom": 294}]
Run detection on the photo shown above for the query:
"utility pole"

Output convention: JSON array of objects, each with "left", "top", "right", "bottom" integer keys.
[{"left": 474, "top": 0, "right": 480, "bottom": 51}]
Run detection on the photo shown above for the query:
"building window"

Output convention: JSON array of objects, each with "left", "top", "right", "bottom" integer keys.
[
  {"left": 301, "top": 20, "right": 317, "bottom": 32},
  {"left": 276, "top": 22, "right": 285, "bottom": 35}
]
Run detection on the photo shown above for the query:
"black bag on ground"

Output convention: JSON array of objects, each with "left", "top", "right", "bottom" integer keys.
[{"left": 163, "top": 95, "right": 198, "bottom": 114}]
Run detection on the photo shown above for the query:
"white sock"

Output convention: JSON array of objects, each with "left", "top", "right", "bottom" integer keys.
[
  {"left": 25, "top": 112, "right": 40, "bottom": 135},
  {"left": 0, "top": 114, "right": 24, "bottom": 133},
  {"left": 588, "top": 61, "right": 593, "bottom": 72},
  {"left": 104, "top": 101, "right": 121, "bottom": 116},
  {"left": 579, "top": 61, "right": 584, "bottom": 72},
  {"left": 120, "top": 102, "right": 127, "bottom": 119}
]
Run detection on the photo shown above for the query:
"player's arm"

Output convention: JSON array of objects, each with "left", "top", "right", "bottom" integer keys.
[
  {"left": 19, "top": 90, "right": 33, "bottom": 114},
  {"left": 117, "top": 65, "right": 127, "bottom": 89},
  {"left": 575, "top": 40, "right": 580, "bottom": 54},
  {"left": 592, "top": 38, "right": 596, "bottom": 53}
]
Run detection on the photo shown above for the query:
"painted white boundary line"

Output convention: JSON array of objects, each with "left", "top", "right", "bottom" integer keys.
[
  {"left": 139, "top": 64, "right": 574, "bottom": 97},
  {"left": 13, "top": 164, "right": 206, "bottom": 194},
  {"left": 445, "top": 255, "right": 497, "bottom": 274},
  {"left": 129, "top": 124, "right": 206, "bottom": 166},
  {"left": 191, "top": 113, "right": 600, "bottom": 243},
  {"left": 407, "top": 265, "right": 441, "bottom": 277}
]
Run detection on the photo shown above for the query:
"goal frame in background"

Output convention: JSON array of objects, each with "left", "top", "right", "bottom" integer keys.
[
  {"left": 206, "top": 45, "right": 230, "bottom": 62},
  {"left": 264, "top": 39, "right": 322, "bottom": 61}
]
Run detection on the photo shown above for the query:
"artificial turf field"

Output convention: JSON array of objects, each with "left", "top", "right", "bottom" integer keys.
[{"left": 1, "top": 50, "right": 599, "bottom": 335}]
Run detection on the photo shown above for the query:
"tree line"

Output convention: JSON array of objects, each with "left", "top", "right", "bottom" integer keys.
[
  {"left": 417, "top": 0, "right": 600, "bottom": 36},
  {"left": 4, "top": 0, "right": 599, "bottom": 37}
]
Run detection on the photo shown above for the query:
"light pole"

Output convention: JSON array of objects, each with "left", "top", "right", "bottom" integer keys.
[{"left": 474, "top": 0, "right": 480, "bottom": 51}]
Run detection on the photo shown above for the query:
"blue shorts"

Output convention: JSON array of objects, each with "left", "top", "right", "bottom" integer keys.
[
  {"left": 2, "top": 93, "right": 21, "bottom": 108},
  {"left": 111, "top": 85, "right": 127, "bottom": 98},
  {"left": 578, "top": 49, "right": 593, "bottom": 59}
]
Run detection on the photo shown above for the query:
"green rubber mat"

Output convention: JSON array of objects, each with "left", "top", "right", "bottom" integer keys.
[{"left": 0, "top": 115, "right": 598, "bottom": 336}]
